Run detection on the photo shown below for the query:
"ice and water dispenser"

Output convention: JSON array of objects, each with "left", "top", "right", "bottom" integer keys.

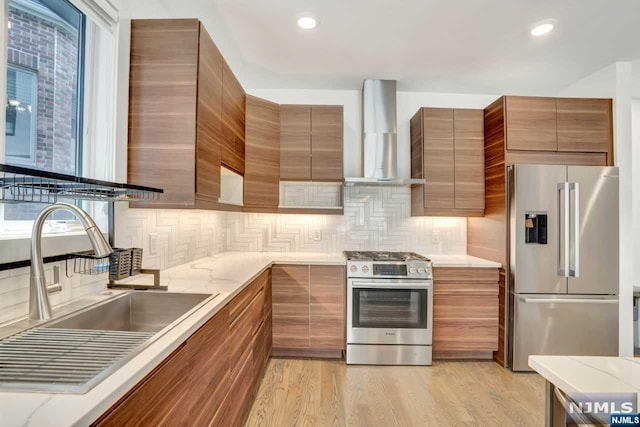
[{"left": 525, "top": 212, "right": 547, "bottom": 244}]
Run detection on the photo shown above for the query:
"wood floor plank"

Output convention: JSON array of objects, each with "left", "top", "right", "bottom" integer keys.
[{"left": 245, "top": 358, "right": 544, "bottom": 427}]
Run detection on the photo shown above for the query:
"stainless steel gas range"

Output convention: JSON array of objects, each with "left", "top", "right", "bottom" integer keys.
[{"left": 345, "top": 251, "right": 433, "bottom": 366}]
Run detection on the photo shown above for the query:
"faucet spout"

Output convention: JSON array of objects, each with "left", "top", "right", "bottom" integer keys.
[{"left": 30, "top": 202, "right": 113, "bottom": 321}]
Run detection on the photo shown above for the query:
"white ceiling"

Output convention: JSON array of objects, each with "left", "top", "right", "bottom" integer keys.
[{"left": 113, "top": 0, "right": 640, "bottom": 94}]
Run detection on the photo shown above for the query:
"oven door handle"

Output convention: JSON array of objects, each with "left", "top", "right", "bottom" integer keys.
[{"left": 350, "top": 281, "right": 431, "bottom": 290}]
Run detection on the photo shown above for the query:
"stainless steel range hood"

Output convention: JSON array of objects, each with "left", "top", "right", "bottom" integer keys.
[{"left": 344, "top": 80, "right": 425, "bottom": 186}]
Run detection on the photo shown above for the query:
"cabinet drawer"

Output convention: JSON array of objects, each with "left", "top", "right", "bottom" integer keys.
[
  {"left": 94, "top": 344, "right": 190, "bottom": 426},
  {"left": 188, "top": 307, "right": 230, "bottom": 427},
  {"left": 229, "top": 270, "right": 266, "bottom": 322},
  {"left": 220, "top": 344, "right": 254, "bottom": 427},
  {"left": 230, "top": 289, "right": 263, "bottom": 370},
  {"left": 433, "top": 267, "right": 499, "bottom": 284}
]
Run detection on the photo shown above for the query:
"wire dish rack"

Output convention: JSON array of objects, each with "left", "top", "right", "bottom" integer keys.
[
  {"left": 0, "top": 164, "right": 163, "bottom": 204},
  {"left": 71, "top": 248, "right": 143, "bottom": 280}
]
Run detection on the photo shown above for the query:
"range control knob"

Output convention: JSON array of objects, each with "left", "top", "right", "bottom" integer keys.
[
  {"left": 418, "top": 268, "right": 425, "bottom": 274},
  {"left": 362, "top": 265, "right": 370, "bottom": 273},
  {"left": 409, "top": 267, "right": 417, "bottom": 274},
  {"left": 350, "top": 265, "right": 358, "bottom": 273}
]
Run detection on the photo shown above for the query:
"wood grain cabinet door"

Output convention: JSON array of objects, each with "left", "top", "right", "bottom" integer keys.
[
  {"left": 423, "top": 108, "right": 455, "bottom": 210},
  {"left": 410, "top": 111, "right": 424, "bottom": 179},
  {"left": 272, "top": 265, "right": 310, "bottom": 348},
  {"left": 311, "top": 106, "right": 344, "bottom": 181},
  {"left": 309, "top": 265, "right": 345, "bottom": 350},
  {"left": 94, "top": 344, "right": 191, "bottom": 427},
  {"left": 280, "top": 105, "right": 311, "bottom": 180},
  {"left": 218, "top": 344, "right": 254, "bottom": 427},
  {"left": 505, "top": 96, "right": 557, "bottom": 152},
  {"left": 556, "top": 98, "right": 612, "bottom": 153},
  {"left": 453, "top": 109, "right": 484, "bottom": 211},
  {"left": 128, "top": 19, "right": 200, "bottom": 208},
  {"left": 222, "top": 61, "right": 246, "bottom": 175},
  {"left": 195, "top": 23, "right": 223, "bottom": 202},
  {"left": 187, "top": 306, "right": 230, "bottom": 426},
  {"left": 245, "top": 95, "right": 280, "bottom": 208},
  {"left": 432, "top": 268, "right": 499, "bottom": 356}
]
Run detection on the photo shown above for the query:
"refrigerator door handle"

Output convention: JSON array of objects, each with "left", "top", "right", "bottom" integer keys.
[
  {"left": 557, "top": 182, "right": 570, "bottom": 277},
  {"left": 569, "top": 182, "right": 580, "bottom": 277},
  {"left": 518, "top": 297, "right": 617, "bottom": 304}
]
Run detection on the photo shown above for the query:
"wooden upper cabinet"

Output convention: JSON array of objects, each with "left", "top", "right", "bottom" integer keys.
[
  {"left": 504, "top": 96, "right": 557, "bottom": 151},
  {"left": 423, "top": 108, "right": 455, "bottom": 210},
  {"left": 410, "top": 112, "right": 424, "bottom": 179},
  {"left": 494, "top": 95, "right": 614, "bottom": 165},
  {"left": 454, "top": 109, "right": 484, "bottom": 211},
  {"left": 128, "top": 19, "right": 200, "bottom": 208},
  {"left": 410, "top": 107, "right": 484, "bottom": 217},
  {"left": 311, "top": 106, "right": 344, "bottom": 181},
  {"left": 128, "top": 19, "right": 247, "bottom": 209},
  {"left": 556, "top": 98, "right": 612, "bottom": 153},
  {"left": 244, "top": 95, "right": 280, "bottom": 210},
  {"left": 280, "top": 105, "right": 344, "bottom": 182},
  {"left": 280, "top": 105, "right": 311, "bottom": 180},
  {"left": 195, "top": 23, "right": 223, "bottom": 202},
  {"left": 221, "top": 61, "right": 246, "bottom": 175}
]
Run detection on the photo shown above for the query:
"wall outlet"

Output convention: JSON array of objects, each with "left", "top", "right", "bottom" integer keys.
[
  {"left": 312, "top": 229, "right": 322, "bottom": 241},
  {"left": 432, "top": 230, "right": 441, "bottom": 244},
  {"left": 149, "top": 233, "right": 159, "bottom": 255}
]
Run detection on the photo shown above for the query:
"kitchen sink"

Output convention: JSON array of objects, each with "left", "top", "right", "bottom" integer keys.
[
  {"left": 44, "top": 292, "right": 213, "bottom": 333},
  {"left": 0, "top": 291, "right": 217, "bottom": 393}
]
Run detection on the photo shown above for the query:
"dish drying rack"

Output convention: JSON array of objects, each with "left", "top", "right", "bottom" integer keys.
[
  {"left": 69, "top": 248, "right": 165, "bottom": 291},
  {"left": 0, "top": 164, "right": 163, "bottom": 203}
]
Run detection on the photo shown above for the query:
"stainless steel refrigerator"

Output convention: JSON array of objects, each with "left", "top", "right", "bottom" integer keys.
[{"left": 508, "top": 164, "right": 619, "bottom": 371}]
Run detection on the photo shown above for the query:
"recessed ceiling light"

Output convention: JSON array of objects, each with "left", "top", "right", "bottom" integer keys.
[
  {"left": 530, "top": 20, "right": 556, "bottom": 36},
  {"left": 297, "top": 16, "right": 317, "bottom": 30}
]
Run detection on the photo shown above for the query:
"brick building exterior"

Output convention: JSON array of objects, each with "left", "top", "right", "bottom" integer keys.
[
  {"left": 5, "top": 1, "right": 80, "bottom": 220},
  {"left": 7, "top": 3, "right": 79, "bottom": 174}
]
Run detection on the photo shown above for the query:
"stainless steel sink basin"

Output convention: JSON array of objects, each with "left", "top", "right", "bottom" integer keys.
[
  {"left": 44, "top": 292, "right": 213, "bottom": 333},
  {"left": 0, "top": 291, "right": 217, "bottom": 393}
]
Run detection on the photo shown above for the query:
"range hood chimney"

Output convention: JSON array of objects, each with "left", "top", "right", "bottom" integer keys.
[{"left": 344, "top": 79, "right": 425, "bottom": 186}]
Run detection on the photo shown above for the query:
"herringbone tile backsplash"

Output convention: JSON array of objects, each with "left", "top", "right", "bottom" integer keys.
[
  {"left": 0, "top": 186, "right": 465, "bottom": 323},
  {"left": 225, "top": 186, "right": 465, "bottom": 255}
]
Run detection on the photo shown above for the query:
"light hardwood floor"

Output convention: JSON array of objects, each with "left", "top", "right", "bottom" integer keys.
[{"left": 245, "top": 358, "right": 545, "bottom": 427}]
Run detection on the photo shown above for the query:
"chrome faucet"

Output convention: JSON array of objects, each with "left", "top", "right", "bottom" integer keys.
[{"left": 30, "top": 202, "right": 113, "bottom": 321}]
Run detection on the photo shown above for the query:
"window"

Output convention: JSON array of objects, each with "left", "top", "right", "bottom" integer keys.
[
  {"left": 5, "top": 0, "right": 84, "bottom": 176},
  {"left": 5, "top": 66, "right": 37, "bottom": 164},
  {"left": 0, "top": 0, "right": 118, "bottom": 263}
]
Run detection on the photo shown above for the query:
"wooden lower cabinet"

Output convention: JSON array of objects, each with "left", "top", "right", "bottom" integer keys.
[
  {"left": 188, "top": 307, "right": 230, "bottom": 426},
  {"left": 94, "top": 343, "right": 191, "bottom": 427},
  {"left": 94, "top": 269, "right": 272, "bottom": 427},
  {"left": 272, "top": 265, "right": 310, "bottom": 348},
  {"left": 272, "top": 264, "right": 345, "bottom": 356},
  {"left": 432, "top": 267, "right": 500, "bottom": 359}
]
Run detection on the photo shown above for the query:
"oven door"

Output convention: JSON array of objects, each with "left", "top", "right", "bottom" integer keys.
[{"left": 347, "top": 279, "right": 433, "bottom": 345}]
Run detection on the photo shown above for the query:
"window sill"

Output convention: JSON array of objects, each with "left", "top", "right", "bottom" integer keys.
[{"left": 0, "top": 231, "right": 108, "bottom": 267}]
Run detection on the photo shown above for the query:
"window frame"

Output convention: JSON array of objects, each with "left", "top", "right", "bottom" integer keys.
[{"left": 0, "top": 0, "right": 117, "bottom": 267}]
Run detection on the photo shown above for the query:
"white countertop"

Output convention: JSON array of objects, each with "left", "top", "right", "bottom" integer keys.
[
  {"left": 429, "top": 254, "right": 501, "bottom": 268},
  {"left": 0, "top": 250, "right": 497, "bottom": 427},
  {"left": 0, "top": 252, "right": 344, "bottom": 427},
  {"left": 529, "top": 355, "right": 640, "bottom": 395}
]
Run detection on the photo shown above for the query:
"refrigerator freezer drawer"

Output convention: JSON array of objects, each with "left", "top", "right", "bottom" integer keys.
[{"left": 512, "top": 295, "right": 618, "bottom": 371}]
